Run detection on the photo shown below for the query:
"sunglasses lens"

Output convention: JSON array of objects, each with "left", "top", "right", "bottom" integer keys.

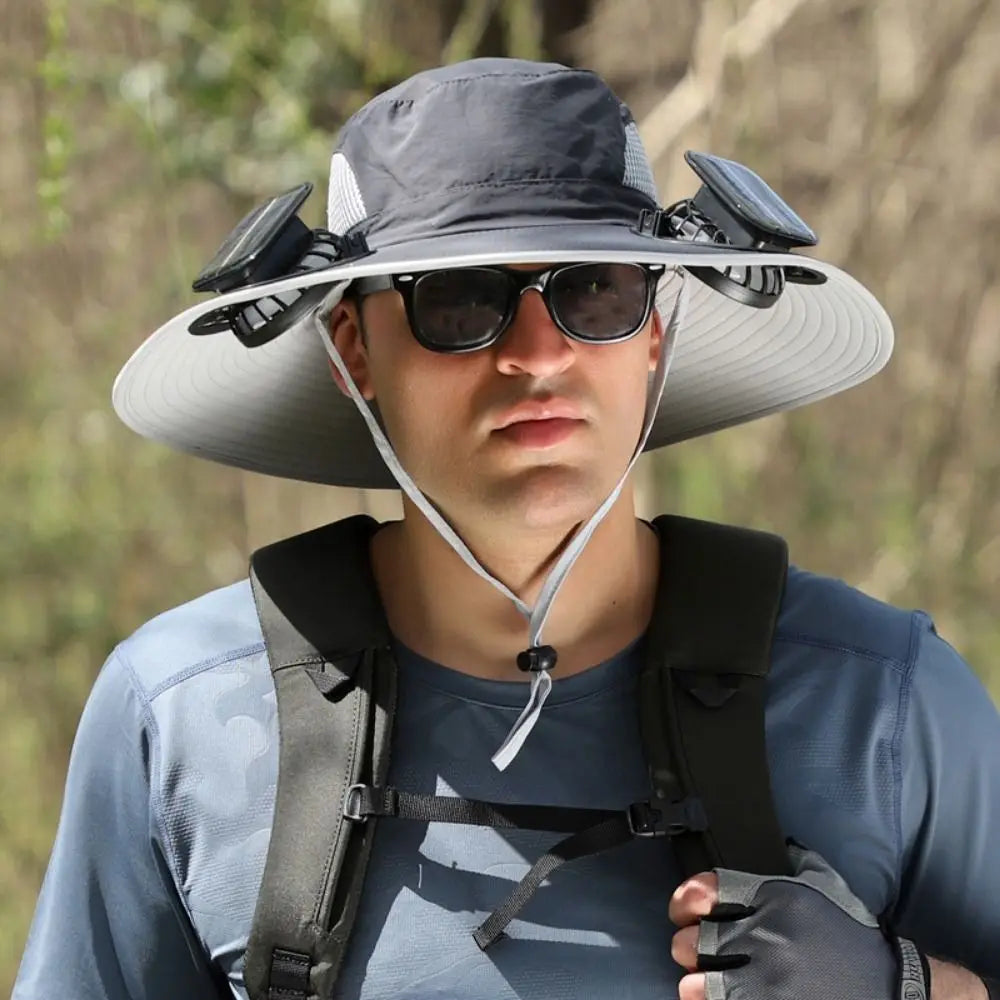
[
  {"left": 411, "top": 268, "right": 510, "bottom": 350},
  {"left": 549, "top": 263, "right": 652, "bottom": 341}
]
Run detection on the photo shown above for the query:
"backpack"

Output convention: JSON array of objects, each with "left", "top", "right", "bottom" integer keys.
[{"left": 242, "top": 513, "right": 791, "bottom": 1000}]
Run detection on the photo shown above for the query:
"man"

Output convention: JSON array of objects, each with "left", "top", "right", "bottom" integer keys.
[{"left": 14, "top": 58, "right": 1000, "bottom": 1000}]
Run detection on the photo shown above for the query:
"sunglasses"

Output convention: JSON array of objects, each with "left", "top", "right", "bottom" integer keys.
[{"left": 351, "top": 262, "right": 665, "bottom": 354}]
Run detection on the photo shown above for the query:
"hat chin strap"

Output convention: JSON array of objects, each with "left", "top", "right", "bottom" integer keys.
[{"left": 313, "top": 276, "right": 689, "bottom": 770}]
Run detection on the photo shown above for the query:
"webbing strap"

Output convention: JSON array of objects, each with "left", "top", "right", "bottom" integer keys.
[
  {"left": 343, "top": 784, "right": 709, "bottom": 948},
  {"left": 346, "top": 785, "right": 620, "bottom": 832},
  {"left": 642, "top": 514, "right": 792, "bottom": 878},
  {"left": 243, "top": 516, "right": 397, "bottom": 1000},
  {"left": 472, "top": 815, "right": 635, "bottom": 949},
  {"left": 267, "top": 949, "right": 310, "bottom": 999}
]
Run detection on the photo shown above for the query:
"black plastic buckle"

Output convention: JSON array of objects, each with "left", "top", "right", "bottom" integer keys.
[
  {"left": 665, "top": 796, "right": 710, "bottom": 834},
  {"left": 627, "top": 801, "right": 665, "bottom": 837},
  {"left": 332, "top": 229, "right": 371, "bottom": 262},
  {"left": 627, "top": 797, "right": 709, "bottom": 837},
  {"left": 634, "top": 208, "right": 674, "bottom": 239}
]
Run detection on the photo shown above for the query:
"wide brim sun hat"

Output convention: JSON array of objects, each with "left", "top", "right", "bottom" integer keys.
[{"left": 112, "top": 58, "right": 893, "bottom": 489}]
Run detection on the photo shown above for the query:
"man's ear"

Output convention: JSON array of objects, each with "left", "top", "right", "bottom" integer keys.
[
  {"left": 326, "top": 297, "right": 376, "bottom": 400},
  {"left": 648, "top": 308, "right": 666, "bottom": 372}
]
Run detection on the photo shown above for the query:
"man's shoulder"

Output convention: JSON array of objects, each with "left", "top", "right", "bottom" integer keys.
[
  {"left": 114, "top": 578, "right": 267, "bottom": 698},
  {"left": 777, "top": 564, "right": 921, "bottom": 672}
]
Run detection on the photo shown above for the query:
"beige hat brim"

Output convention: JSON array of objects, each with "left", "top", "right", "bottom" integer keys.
[{"left": 112, "top": 224, "right": 892, "bottom": 487}]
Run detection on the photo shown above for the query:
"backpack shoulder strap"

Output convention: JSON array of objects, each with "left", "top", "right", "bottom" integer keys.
[
  {"left": 243, "top": 514, "right": 398, "bottom": 1000},
  {"left": 641, "top": 514, "right": 792, "bottom": 878}
]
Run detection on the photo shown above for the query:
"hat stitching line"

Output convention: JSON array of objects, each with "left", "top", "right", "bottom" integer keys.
[
  {"left": 344, "top": 178, "right": 655, "bottom": 234},
  {"left": 346, "top": 67, "right": 605, "bottom": 120}
]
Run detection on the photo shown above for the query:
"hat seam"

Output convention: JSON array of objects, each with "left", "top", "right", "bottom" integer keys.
[
  {"left": 350, "top": 177, "right": 656, "bottom": 236},
  {"left": 347, "top": 66, "right": 603, "bottom": 121}
]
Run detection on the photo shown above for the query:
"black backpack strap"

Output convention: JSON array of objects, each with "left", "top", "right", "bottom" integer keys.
[
  {"left": 243, "top": 515, "right": 397, "bottom": 1000},
  {"left": 641, "top": 514, "right": 793, "bottom": 878}
]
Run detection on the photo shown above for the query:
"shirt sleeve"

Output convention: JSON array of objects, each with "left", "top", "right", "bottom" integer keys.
[
  {"left": 891, "top": 613, "right": 1000, "bottom": 980},
  {"left": 13, "top": 651, "right": 224, "bottom": 1000}
]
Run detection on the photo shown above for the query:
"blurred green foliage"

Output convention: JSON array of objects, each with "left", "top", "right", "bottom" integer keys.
[
  {"left": 0, "top": 0, "right": 584, "bottom": 988},
  {"left": 112, "top": 0, "right": 396, "bottom": 195},
  {"left": 37, "top": 0, "right": 74, "bottom": 238}
]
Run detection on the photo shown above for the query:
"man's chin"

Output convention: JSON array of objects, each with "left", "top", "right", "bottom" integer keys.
[{"left": 480, "top": 464, "right": 609, "bottom": 531}]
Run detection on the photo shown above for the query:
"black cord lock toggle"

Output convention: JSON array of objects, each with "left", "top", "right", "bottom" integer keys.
[{"left": 516, "top": 645, "right": 558, "bottom": 673}]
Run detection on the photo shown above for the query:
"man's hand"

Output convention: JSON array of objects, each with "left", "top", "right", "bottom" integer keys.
[{"left": 668, "top": 847, "right": 987, "bottom": 1000}]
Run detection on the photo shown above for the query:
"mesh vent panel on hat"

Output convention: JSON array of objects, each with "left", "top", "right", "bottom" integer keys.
[
  {"left": 327, "top": 152, "right": 367, "bottom": 236},
  {"left": 622, "top": 122, "right": 659, "bottom": 204}
]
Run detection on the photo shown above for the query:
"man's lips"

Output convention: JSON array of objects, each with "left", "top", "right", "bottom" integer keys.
[
  {"left": 494, "top": 417, "right": 583, "bottom": 448},
  {"left": 491, "top": 400, "right": 586, "bottom": 448},
  {"left": 493, "top": 400, "right": 585, "bottom": 430}
]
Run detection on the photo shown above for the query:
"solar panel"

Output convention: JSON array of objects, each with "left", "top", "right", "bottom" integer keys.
[
  {"left": 193, "top": 182, "right": 314, "bottom": 293},
  {"left": 685, "top": 152, "right": 817, "bottom": 249}
]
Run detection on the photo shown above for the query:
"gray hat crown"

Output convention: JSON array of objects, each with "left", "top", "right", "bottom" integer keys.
[{"left": 326, "top": 58, "right": 659, "bottom": 245}]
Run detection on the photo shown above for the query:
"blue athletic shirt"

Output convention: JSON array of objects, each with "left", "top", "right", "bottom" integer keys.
[{"left": 13, "top": 564, "right": 1000, "bottom": 999}]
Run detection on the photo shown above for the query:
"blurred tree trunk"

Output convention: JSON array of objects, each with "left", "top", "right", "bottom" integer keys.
[{"left": 242, "top": 477, "right": 404, "bottom": 550}]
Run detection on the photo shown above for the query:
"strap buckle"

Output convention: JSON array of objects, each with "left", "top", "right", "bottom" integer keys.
[
  {"left": 634, "top": 207, "right": 675, "bottom": 239},
  {"left": 332, "top": 229, "right": 370, "bottom": 261},
  {"left": 627, "top": 801, "right": 666, "bottom": 837},
  {"left": 664, "top": 796, "right": 709, "bottom": 835},
  {"left": 343, "top": 783, "right": 367, "bottom": 823},
  {"left": 627, "top": 797, "right": 709, "bottom": 837}
]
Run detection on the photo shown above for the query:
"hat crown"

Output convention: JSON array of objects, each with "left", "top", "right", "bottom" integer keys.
[{"left": 327, "top": 58, "right": 659, "bottom": 244}]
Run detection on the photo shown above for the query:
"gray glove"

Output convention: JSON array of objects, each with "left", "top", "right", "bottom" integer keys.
[{"left": 697, "top": 846, "right": 930, "bottom": 1000}]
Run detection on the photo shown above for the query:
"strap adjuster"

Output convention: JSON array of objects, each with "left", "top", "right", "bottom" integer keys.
[
  {"left": 627, "top": 801, "right": 665, "bottom": 837},
  {"left": 344, "top": 783, "right": 401, "bottom": 823},
  {"left": 627, "top": 797, "right": 709, "bottom": 837},
  {"left": 332, "top": 229, "right": 370, "bottom": 261},
  {"left": 343, "top": 783, "right": 367, "bottom": 822},
  {"left": 634, "top": 207, "right": 674, "bottom": 238},
  {"left": 664, "top": 796, "right": 710, "bottom": 835}
]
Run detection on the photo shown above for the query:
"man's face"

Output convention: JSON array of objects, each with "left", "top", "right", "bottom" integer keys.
[{"left": 329, "top": 265, "right": 669, "bottom": 534}]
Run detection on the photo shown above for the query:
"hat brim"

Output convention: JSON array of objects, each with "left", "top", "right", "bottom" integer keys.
[{"left": 112, "top": 222, "right": 892, "bottom": 488}]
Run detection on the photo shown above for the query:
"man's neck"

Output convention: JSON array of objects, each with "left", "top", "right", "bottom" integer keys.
[{"left": 369, "top": 491, "right": 660, "bottom": 680}]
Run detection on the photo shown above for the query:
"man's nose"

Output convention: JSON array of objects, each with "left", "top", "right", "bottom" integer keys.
[{"left": 493, "top": 290, "right": 575, "bottom": 378}]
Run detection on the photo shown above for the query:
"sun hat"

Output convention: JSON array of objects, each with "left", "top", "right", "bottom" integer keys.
[
  {"left": 111, "top": 57, "right": 893, "bottom": 490},
  {"left": 109, "top": 57, "right": 897, "bottom": 768}
]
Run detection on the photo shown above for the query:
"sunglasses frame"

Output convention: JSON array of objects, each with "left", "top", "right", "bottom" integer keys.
[{"left": 352, "top": 261, "right": 666, "bottom": 354}]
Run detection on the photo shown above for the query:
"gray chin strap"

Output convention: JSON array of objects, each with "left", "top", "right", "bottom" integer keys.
[{"left": 313, "top": 273, "right": 689, "bottom": 770}]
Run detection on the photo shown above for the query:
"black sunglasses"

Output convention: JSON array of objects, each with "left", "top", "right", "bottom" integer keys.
[{"left": 352, "top": 262, "right": 665, "bottom": 354}]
